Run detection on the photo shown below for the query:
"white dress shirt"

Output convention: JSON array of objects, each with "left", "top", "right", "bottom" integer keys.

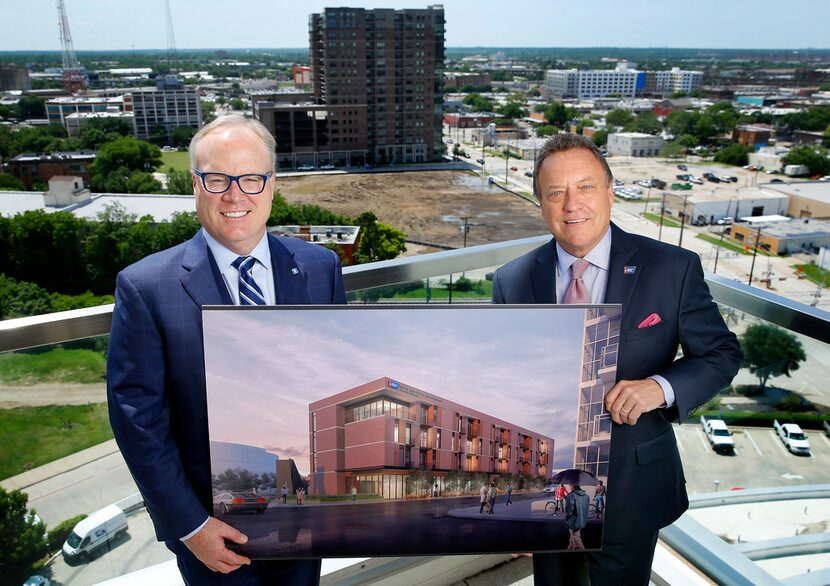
[{"left": 202, "top": 228, "right": 275, "bottom": 305}]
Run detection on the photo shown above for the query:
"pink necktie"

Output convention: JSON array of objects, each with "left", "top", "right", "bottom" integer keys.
[{"left": 564, "top": 258, "right": 591, "bottom": 304}]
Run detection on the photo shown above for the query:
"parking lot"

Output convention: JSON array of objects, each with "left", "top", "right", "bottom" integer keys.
[{"left": 675, "top": 423, "right": 830, "bottom": 495}]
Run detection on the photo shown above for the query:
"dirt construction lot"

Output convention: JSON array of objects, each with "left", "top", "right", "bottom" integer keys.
[{"left": 277, "top": 170, "right": 549, "bottom": 250}]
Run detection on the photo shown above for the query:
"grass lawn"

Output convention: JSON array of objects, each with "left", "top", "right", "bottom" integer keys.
[
  {"left": 0, "top": 348, "right": 106, "bottom": 385},
  {"left": 795, "top": 263, "right": 830, "bottom": 287},
  {"left": 160, "top": 151, "right": 191, "bottom": 172},
  {"left": 393, "top": 279, "right": 493, "bottom": 300},
  {"left": 641, "top": 213, "right": 681, "bottom": 229},
  {"left": 696, "top": 233, "right": 771, "bottom": 256},
  {"left": 0, "top": 403, "right": 113, "bottom": 479}
]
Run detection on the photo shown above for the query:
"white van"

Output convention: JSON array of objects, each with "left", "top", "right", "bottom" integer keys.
[{"left": 62, "top": 504, "right": 128, "bottom": 559}]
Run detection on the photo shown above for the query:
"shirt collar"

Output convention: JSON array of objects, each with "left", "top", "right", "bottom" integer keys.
[
  {"left": 555, "top": 226, "right": 612, "bottom": 275},
  {"left": 201, "top": 228, "right": 271, "bottom": 271}
]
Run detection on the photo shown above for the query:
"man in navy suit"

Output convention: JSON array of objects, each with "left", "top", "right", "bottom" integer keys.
[
  {"left": 492, "top": 134, "right": 741, "bottom": 585},
  {"left": 107, "top": 115, "right": 345, "bottom": 585}
]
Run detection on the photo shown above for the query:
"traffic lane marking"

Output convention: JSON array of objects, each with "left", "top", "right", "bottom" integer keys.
[{"left": 695, "top": 428, "right": 711, "bottom": 453}]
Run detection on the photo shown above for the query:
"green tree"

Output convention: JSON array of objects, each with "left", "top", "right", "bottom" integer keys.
[
  {"left": 201, "top": 101, "right": 216, "bottom": 125},
  {"left": 496, "top": 101, "right": 525, "bottom": 120},
  {"left": 629, "top": 111, "right": 661, "bottom": 135},
  {"left": 823, "top": 124, "right": 830, "bottom": 149},
  {"left": 536, "top": 125, "right": 558, "bottom": 137},
  {"left": 16, "top": 96, "right": 46, "bottom": 119},
  {"left": 0, "top": 173, "right": 24, "bottom": 191},
  {"left": 660, "top": 142, "right": 687, "bottom": 159},
  {"left": 714, "top": 143, "right": 753, "bottom": 166},
  {"left": 605, "top": 109, "right": 633, "bottom": 128},
  {"left": 229, "top": 98, "right": 245, "bottom": 110},
  {"left": 0, "top": 487, "right": 49, "bottom": 584},
  {"left": 740, "top": 324, "right": 806, "bottom": 391},
  {"left": 591, "top": 129, "right": 608, "bottom": 147},
  {"left": 541, "top": 102, "right": 570, "bottom": 128},
  {"left": 170, "top": 125, "right": 197, "bottom": 148},
  {"left": 91, "top": 136, "right": 162, "bottom": 176},
  {"left": 166, "top": 168, "right": 193, "bottom": 195},
  {"left": 355, "top": 211, "right": 407, "bottom": 263},
  {"left": 782, "top": 145, "right": 830, "bottom": 176}
]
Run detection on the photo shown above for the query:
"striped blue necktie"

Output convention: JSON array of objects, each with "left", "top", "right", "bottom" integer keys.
[{"left": 232, "top": 256, "right": 266, "bottom": 305}]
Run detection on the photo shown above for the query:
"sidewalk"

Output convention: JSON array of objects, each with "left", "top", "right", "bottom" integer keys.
[{"left": 0, "top": 438, "right": 120, "bottom": 491}]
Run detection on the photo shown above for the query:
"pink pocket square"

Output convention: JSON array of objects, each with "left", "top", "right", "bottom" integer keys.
[{"left": 637, "top": 313, "right": 662, "bottom": 329}]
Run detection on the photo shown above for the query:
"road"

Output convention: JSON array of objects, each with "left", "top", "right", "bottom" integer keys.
[{"left": 222, "top": 492, "right": 602, "bottom": 559}]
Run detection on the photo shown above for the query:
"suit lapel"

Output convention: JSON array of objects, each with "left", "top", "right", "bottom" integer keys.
[
  {"left": 181, "top": 231, "right": 233, "bottom": 307},
  {"left": 268, "top": 235, "right": 310, "bottom": 304},
  {"left": 604, "top": 223, "right": 641, "bottom": 310},
  {"left": 530, "top": 240, "right": 558, "bottom": 303}
]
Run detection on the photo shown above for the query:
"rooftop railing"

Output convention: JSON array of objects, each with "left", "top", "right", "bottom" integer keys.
[{"left": 2, "top": 235, "right": 830, "bottom": 585}]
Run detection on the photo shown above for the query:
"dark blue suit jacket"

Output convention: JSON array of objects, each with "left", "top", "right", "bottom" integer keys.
[
  {"left": 493, "top": 223, "right": 741, "bottom": 543},
  {"left": 107, "top": 230, "right": 346, "bottom": 542}
]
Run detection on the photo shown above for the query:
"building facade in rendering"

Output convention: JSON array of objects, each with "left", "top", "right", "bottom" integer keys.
[{"left": 308, "top": 377, "right": 554, "bottom": 499}]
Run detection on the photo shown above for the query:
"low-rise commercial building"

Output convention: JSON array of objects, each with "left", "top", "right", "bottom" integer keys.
[
  {"left": 444, "top": 72, "right": 492, "bottom": 90},
  {"left": 6, "top": 151, "right": 96, "bottom": 189},
  {"left": 65, "top": 111, "right": 135, "bottom": 136},
  {"left": 730, "top": 218, "right": 830, "bottom": 255},
  {"left": 765, "top": 181, "right": 830, "bottom": 219},
  {"left": 732, "top": 124, "right": 774, "bottom": 147},
  {"left": 268, "top": 225, "right": 361, "bottom": 265},
  {"left": 607, "top": 132, "right": 664, "bottom": 157},
  {"left": 46, "top": 95, "right": 132, "bottom": 126},
  {"left": 662, "top": 189, "right": 789, "bottom": 226}
]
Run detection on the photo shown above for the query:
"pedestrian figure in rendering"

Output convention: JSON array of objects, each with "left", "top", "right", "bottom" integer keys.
[
  {"left": 505, "top": 484, "right": 513, "bottom": 507},
  {"left": 594, "top": 480, "right": 606, "bottom": 518},
  {"left": 565, "top": 484, "right": 590, "bottom": 551},
  {"left": 554, "top": 482, "right": 568, "bottom": 515},
  {"left": 281, "top": 482, "right": 288, "bottom": 504},
  {"left": 479, "top": 482, "right": 488, "bottom": 514},
  {"left": 492, "top": 133, "right": 741, "bottom": 585},
  {"left": 351, "top": 486, "right": 357, "bottom": 502},
  {"left": 487, "top": 481, "right": 498, "bottom": 515},
  {"left": 107, "top": 115, "right": 345, "bottom": 585}
]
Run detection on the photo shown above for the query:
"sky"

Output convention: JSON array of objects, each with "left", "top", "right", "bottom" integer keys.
[
  {"left": 202, "top": 306, "right": 618, "bottom": 476},
  {"left": 3, "top": 0, "right": 828, "bottom": 52}
]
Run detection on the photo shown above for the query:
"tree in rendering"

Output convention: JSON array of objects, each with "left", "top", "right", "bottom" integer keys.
[
  {"left": 0, "top": 487, "right": 49, "bottom": 584},
  {"left": 740, "top": 324, "right": 806, "bottom": 391}
]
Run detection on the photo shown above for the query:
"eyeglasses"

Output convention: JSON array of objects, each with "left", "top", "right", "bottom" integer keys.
[{"left": 193, "top": 169, "right": 274, "bottom": 195}]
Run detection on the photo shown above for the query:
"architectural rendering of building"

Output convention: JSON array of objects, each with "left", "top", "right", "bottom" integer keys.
[
  {"left": 262, "top": 5, "right": 445, "bottom": 167},
  {"left": 573, "top": 307, "right": 621, "bottom": 481},
  {"left": 308, "top": 377, "right": 554, "bottom": 499}
]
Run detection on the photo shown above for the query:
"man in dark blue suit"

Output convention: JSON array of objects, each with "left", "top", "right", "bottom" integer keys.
[
  {"left": 107, "top": 115, "right": 345, "bottom": 585},
  {"left": 492, "top": 134, "right": 741, "bottom": 585}
]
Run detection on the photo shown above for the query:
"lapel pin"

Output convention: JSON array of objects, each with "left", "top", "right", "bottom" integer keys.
[
  {"left": 623, "top": 266, "right": 636, "bottom": 275},
  {"left": 291, "top": 268, "right": 299, "bottom": 275}
]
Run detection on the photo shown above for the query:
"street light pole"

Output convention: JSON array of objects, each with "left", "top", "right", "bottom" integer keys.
[
  {"left": 713, "top": 199, "right": 733, "bottom": 275},
  {"left": 658, "top": 191, "right": 666, "bottom": 242},
  {"left": 678, "top": 193, "right": 689, "bottom": 247}
]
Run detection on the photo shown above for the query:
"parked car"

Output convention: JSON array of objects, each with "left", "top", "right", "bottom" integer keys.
[
  {"left": 677, "top": 164, "right": 688, "bottom": 171},
  {"left": 716, "top": 216, "right": 733, "bottom": 225},
  {"left": 700, "top": 416, "right": 735, "bottom": 454},
  {"left": 688, "top": 176, "right": 703, "bottom": 184},
  {"left": 773, "top": 419, "right": 811, "bottom": 456},
  {"left": 213, "top": 491, "right": 268, "bottom": 515},
  {"left": 462, "top": 152, "right": 471, "bottom": 158},
  {"left": 476, "top": 158, "right": 485, "bottom": 165},
  {"left": 319, "top": 164, "right": 336, "bottom": 170},
  {"left": 823, "top": 419, "right": 830, "bottom": 438},
  {"left": 62, "top": 505, "right": 128, "bottom": 560},
  {"left": 524, "top": 170, "right": 533, "bottom": 177},
  {"left": 363, "top": 164, "right": 374, "bottom": 170},
  {"left": 613, "top": 179, "right": 625, "bottom": 187},
  {"left": 543, "top": 484, "right": 557, "bottom": 494},
  {"left": 510, "top": 166, "right": 518, "bottom": 172},
  {"left": 297, "top": 165, "right": 315, "bottom": 171},
  {"left": 676, "top": 174, "right": 691, "bottom": 181},
  {"left": 23, "top": 576, "right": 51, "bottom": 586},
  {"left": 770, "top": 178, "right": 784, "bottom": 183}
]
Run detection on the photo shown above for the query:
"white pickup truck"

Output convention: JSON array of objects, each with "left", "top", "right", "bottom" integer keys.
[
  {"left": 700, "top": 416, "right": 735, "bottom": 453},
  {"left": 773, "top": 419, "right": 811, "bottom": 455}
]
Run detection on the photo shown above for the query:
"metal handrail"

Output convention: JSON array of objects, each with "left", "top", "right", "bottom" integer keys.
[{"left": 2, "top": 235, "right": 830, "bottom": 353}]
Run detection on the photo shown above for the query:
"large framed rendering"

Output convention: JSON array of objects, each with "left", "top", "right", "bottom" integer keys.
[{"left": 203, "top": 304, "right": 621, "bottom": 558}]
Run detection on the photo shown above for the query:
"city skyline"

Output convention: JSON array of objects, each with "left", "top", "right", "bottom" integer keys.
[
  {"left": 202, "top": 306, "right": 601, "bottom": 476},
  {"left": 2, "top": 0, "right": 828, "bottom": 52}
]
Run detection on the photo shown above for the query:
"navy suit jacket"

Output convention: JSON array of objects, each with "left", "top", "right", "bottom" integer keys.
[
  {"left": 107, "top": 231, "right": 346, "bottom": 542},
  {"left": 493, "top": 223, "right": 741, "bottom": 543}
]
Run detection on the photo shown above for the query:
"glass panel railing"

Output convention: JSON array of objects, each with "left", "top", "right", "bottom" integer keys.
[{"left": 2, "top": 236, "right": 829, "bottom": 585}]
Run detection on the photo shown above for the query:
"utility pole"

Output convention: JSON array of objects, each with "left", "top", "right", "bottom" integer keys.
[
  {"left": 747, "top": 226, "right": 762, "bottom": 286},
  {"left": 713, "top": 199, "right": 733, "bottom": 275},
  {"left": 658, "top": 191, "right": 667, "bottom": 242},
  {"left": 461, "top": 217, "right": 470, "bottom": 248},
  {"left": 643, "top": 177, "right": 653, "bottom": 215},
  {"left": 678, "top": 193, "right": 689, "bottom": 248}
]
